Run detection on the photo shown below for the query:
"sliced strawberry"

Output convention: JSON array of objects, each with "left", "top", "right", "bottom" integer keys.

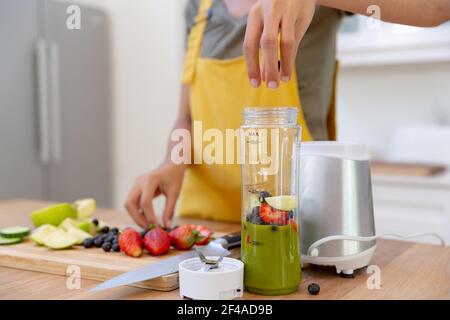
[
  {"left": 119, "top": 228, "right": 143, "bottom": 257},
  {"left": 169, "top": 225, "right": 198, "bottom": 250},
  {"left": 194, "top": 225, "right": 212, "bottom": 246},
  {"left": 289, "top": 219, "right": 298, "bottom": 232},
  {"left": 259, "top": 203, "right": 289, "bottom": 225}
]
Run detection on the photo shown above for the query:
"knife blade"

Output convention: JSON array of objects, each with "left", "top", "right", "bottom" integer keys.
[{"left": 90, "top": 232, "right": 241, "bottom": 292}]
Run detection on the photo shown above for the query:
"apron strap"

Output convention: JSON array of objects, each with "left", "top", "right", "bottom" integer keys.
[{"left": 181, "top": 0, "right": 213, "bottom": 84}]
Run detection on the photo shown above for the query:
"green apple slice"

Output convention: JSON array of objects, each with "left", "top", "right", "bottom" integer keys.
[
  {"left": 30, "top": 203, "right": 77, "bottom": 227},
  {"left": 59, "top": 217, "right": 77, "bottom": 231},
  {"left": 265, "top": 195, "right": 297, "bottom": 211},
  {"left": 67, "top": 227, "right": 92, "bottom": 244},
  {"left": 74, "top": 198, "right": 96, "bottom": 219},
  {"left": 76, "top": 220, "right": 97, "bottom": 235},
  {"left": 42, "top": 229, "right": 78, "bottom": 249},
  {"left": 30, "top": 224, "right": 57, "bottom": 245}
]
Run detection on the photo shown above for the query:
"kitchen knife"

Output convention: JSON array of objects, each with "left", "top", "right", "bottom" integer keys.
[{"left": 90, "top": 232, "right": 241, "bottom": 292}]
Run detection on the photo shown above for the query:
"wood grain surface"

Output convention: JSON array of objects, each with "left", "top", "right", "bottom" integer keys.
[{"left": 0, "top": 199, "right": 449, "bottom": 300}]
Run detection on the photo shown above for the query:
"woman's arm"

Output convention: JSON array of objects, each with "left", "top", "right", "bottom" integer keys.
[
  {"left": 125, "top": 85, "right": 191, "bottom": 228},
  {"left": 318, "top": 0, "right": 450, "bottom": 27}
]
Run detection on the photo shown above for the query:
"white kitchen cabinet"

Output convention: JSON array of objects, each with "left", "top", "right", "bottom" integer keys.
[{"left": 372, "top": 173, "right": 450, "bottom": 245}]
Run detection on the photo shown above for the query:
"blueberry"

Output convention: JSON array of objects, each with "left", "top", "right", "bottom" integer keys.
[
  {"left": 259, "top": 191, "right": 271, "bottom": 203},
  {"left": 92, "top": 218, "right": 99, "bottom": 226},
  {"left": 94, "top": 238, "right": 104, "bottom": 248},
  {"left": 308, "top": 283, "right": 320, "bottom": 295},
  {"left": 112, "top": 236, "right": 119, "bottom": 244},
  {"left": 288, "top": 210, "right": 294, "bottom": 219},
  {"left": 111, "top": 227, "right": 119, "bottom": 235},
  {"left": 83, "top": 238, "right": 93, "bottom": 248},
  {"left": 101, "top": 226, "right": 110, "bottom": 234},
  {"left": 102, "top": 242, "right": 112, "bottom": 252},
  {"left": 112, "top": 243, "right": 120, "bottom": 252}
]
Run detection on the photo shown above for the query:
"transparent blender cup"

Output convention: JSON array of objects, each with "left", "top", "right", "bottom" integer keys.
[{"left": 240, "top": 107, "right": 301, "bottom": 295}]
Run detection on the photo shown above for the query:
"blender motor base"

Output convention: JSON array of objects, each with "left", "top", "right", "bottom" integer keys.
[{"left": 302, "top": 245, "right": 376, "bottom": 276}]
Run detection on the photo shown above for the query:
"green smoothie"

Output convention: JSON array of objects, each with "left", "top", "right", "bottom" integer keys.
[{"left": 241, "top": 221, "right": 301, "bottom": 295}]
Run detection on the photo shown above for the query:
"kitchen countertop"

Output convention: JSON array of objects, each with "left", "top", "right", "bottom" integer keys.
[{"left": 0, "top": 199, "right": 449, "bottom": 300}]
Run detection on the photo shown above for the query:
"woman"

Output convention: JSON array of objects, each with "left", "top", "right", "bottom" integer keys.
[
  {"left": 126, "top": 0, "right": 450, "bottom": 228},
  {"left": 125, "top": 0, "right": 343, "bottom": 228}
]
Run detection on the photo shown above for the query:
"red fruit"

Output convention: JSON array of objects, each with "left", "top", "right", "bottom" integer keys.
[
  {"left": 259, "top": 203, "right": 289, "bottom": 225},
  {"left": 289, "top": 219, "right": 298, "bottom": 232},
  {"left": 194, "top": 225, "right": 212, "bottom": 246},
  {"left": 169, "top": 225, "right": 198, "bottom": 250},
  {"left": 119, "top": 228, "right": 143, "bottom": 257},
  {"left": 144, "top": 227, "right": 171, "bottom": 255}
]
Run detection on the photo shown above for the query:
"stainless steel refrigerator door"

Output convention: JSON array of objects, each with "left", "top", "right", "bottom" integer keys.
[
  {"left": 44, "top": 0, "right": 112, "bottom": 206},
  {"left": 0, "top": 0, "right": 47, "bottom": 200}
]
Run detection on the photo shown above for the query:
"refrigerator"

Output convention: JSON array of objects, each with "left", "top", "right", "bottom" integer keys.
[{"left": 0, "top": 0, "right": 113, "bottom": 206}]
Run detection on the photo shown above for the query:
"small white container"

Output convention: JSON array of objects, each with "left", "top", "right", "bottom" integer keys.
[{"left": 179, "top": 257, "right": 244, "bottom": 300}]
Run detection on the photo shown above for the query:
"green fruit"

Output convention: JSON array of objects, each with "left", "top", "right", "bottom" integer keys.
[
  {"left": 30, "top": 224, "right": 57, "bottom": 245},
  {"left": 67, "top": 227, "right": 92, "bottom": 245},
  {"left": 0, "top": 226, "right": 30, "bottom": 239},
  {"left": 265, "top": 195, "right": 297, "bottom": 211},
  {"left": 42, "top": 229, "right": 78, "bottom": 249},
  {"left": 73, "top": 198, "right": 96, "bottom": 219},
  {"left": 245, "top": 192, "right": 261, "bottom": 215},
  {"left": 30, "top": 204, "right": 77, "bottom": 227},
  {"left": 76, "top": 220, "right": 97, "bottom": 235},
  {"left": 59, "top": 217, "right": 77, "bottom": 231},
  {"left": 0, "top": 235, "right": 22, "bottom": 245}
]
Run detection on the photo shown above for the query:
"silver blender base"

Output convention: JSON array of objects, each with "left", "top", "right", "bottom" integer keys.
[{"left": 301, "top": 245, "right": 376, "bottom": 276}]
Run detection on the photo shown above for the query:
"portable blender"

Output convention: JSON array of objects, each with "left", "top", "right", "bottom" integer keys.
[{"left": 240, "top": 107, "right": 301, "bottom": 295}]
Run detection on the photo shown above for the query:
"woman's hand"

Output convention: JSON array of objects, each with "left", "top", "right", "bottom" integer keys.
[
  {"left": 125, "top": 163, "right": 186, "bottom": 228},
  {"left": 243, "top": 0, "right": 316, "bottom": 88}
]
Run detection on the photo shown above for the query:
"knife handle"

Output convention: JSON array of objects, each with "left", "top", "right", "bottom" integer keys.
[{"left": 219, "top": 232, "right": 241, "bottom": 249}]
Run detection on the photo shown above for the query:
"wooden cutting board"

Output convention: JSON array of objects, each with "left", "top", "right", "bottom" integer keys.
[
  {"left": 0, "top": 233, "right": 227, "bottom": 292},
  {"left": 0, "top": 200, "right": 239, "bottom": 292}
]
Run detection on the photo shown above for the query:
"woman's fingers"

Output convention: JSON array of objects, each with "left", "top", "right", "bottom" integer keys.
[
  {"left": 243, "top": 5, "right": 264, "bottom": 88},
  {"left": 244, "top": 0, "right": 317, "bottom": 87},
  {"left": 162, "top": 192, "right": 178, "bottom": 228},
  {"left": 140, "top": 179, "right": 160, "bottom": 227},
  {"left": 124, "top": 183, "right": 147, "bottom": 228},
  {"left": 279, "top": 15, "right": 296, "bottom": 82},
  {"left": 261, "top": 9, "right": 281, "bottom": 88}
]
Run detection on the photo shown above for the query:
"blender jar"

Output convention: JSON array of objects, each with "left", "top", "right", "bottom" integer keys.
[{"left": 239, "top": 107, "right": 301, "bottom": 295}]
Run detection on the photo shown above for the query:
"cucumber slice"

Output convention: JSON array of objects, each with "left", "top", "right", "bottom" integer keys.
[
  {"left": 0, "top": 235, "right": 22, "bottom": 245},
  {"left": 0, "top": 226, "right": 30, "bottom": 239}
]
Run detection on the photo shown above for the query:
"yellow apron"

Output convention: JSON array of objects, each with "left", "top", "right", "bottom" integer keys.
[{"left": 177, "top": 0, "right": 318, "bottom": 222}]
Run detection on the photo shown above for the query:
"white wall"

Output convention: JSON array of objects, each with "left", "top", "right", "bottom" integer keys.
[
  {"left": 336, "top": 62, "right": 450, "bottom": 158},
  {"left": 67, "top": 0, "right": 187, "bottom": 211}
]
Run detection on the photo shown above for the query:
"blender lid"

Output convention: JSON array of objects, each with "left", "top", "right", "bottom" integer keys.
[{"left": 299, "top": 141, "right": 370, "bottom": 161}]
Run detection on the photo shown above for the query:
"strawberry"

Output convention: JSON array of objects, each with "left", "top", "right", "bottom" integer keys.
[
  {"left": 169, "top": 225, "right": 198, "bottom": 250},
  {"left": 143, "top": 227, "right": 171, "bottom": 255},
  {"left": 289, "top": 219, "right": 298, "bottom": 232},
  {"left": 259, "top": 203, "right": 289, "bottom": 225},
  {"left": 118, "top": 228, "right": 143, "bottom": 257},
  {"left": 194, "top": 225, "right": 212, "bottom": 246}
]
